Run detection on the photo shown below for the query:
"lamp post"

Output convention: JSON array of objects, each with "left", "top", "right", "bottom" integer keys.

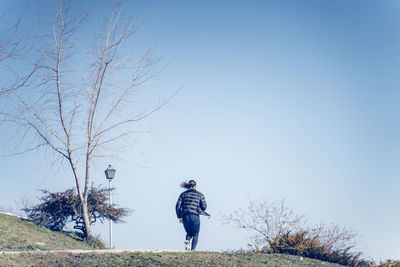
[{"left": 104, "top": 164, "right": 116, "bottom": 248}]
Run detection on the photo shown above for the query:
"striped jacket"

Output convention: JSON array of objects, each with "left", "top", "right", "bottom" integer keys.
[{"left": 175, "top": 189, "right": 207, "bottom": 218}]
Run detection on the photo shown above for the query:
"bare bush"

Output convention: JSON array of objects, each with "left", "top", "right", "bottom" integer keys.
[
  {"left": 222, "top": 198, "right": 365, "bottom": 266},
  {"left": 378, "top": 260, "right": 400, "bottom": 267}
]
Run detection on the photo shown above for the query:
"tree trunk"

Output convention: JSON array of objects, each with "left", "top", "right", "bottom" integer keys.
[
  {"left": 81, "top": 199, "right": 92, "bottom": 238},
  {"left": 82, "top": 142, "right": 92, "bottom": 239}
]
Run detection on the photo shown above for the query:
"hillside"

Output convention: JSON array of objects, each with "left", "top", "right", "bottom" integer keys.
[
  {"left": 0, "top": 213, "right": 104, "bottom": 251},
  {"left": 0, "top": 213, "right": 346, "bottom": 266},
  {"left": 0, "top": 251, "right": 346, "bottom": 267}
]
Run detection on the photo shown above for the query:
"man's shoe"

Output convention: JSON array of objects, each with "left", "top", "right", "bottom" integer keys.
[{"left": 184, "top": 240, "right": 190, "bottom": 251}]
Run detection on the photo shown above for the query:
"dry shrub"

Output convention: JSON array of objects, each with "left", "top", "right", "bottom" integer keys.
[
  {"left": 263, "top": 230, "right": 364, "bottom": 266},
  {"left": 222, "top": 198, "right": 367, "bottom": 266},
  {"left": 378, "top": 260, "right": 400, "bottom": 267}
]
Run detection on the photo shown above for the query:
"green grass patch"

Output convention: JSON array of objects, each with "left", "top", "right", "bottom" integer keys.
[
  {"left": 0, "top": 213, "right": 104, "bottom": 251},
  {"left": 0, "top": 251, "right": 346, "bottom": 267}
]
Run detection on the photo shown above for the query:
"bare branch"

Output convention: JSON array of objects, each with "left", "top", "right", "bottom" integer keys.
[
  {"left": 0, "top": 144, "right": 45, "bottom": 157},
  {"left": 90, "top": 129, "right": 150, "bottom": 155},
  {"left": 94, "top": 85, "right": 181, "bottom": 139},
  {"left": 0, "top": 7, "right": 35, "bottom": 96},
  {"left": 27, "top": 121, "right": 69, "bottom": 159},
  {"left": 7, "top": 94, "right": 68, "bottom": 147}
]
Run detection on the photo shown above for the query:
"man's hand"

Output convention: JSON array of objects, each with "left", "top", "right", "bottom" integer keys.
[{"left": 179, "top": 218, "right": 183, "bottom": 223}]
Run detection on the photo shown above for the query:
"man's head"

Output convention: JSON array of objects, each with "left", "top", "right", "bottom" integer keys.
[
  {"left": 180, "top": 179, "right": 197, "bottom": 189},
  {"left": 188, "top": 180, "right": 196, "bottom": 189}
]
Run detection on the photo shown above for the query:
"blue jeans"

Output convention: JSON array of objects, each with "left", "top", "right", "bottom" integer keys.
[{"left": 182, "top": 214, "right": 200, "bottom": 250}]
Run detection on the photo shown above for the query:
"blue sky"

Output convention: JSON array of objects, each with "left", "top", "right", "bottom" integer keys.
[{"left": 1, "top": 0, "right": 399, "bottom": 261}]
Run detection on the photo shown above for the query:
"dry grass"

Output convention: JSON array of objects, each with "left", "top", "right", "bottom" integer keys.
[
  {"left": 0, "top": 251, "right": 346, "bottom": 267},
  {"left": 0, "top": 213, "right": 104, "bottom": 251}
]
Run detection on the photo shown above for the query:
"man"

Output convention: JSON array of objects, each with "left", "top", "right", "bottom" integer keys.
[{"left": 175, "top": 180, "right": 208, "bottom": 251}]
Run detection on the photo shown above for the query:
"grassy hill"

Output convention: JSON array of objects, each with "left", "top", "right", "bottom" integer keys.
[
  {"left": 0, "top": 213, "right": 346, "bottom": 266},
  {"left": 0, "top": 213, "right": 104, "bottom": 251},
  {"left": 0, "top": 251, "right": 346, "bottom": 267}
]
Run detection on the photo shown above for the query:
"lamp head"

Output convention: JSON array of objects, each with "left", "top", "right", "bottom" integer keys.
[{"left": 105, "top": 165, "right": 116, "bottom": 180}]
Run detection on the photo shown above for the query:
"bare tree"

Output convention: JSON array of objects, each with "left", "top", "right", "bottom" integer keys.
[{"left": 0, "top": 1, "right": 170, "bottom": 238}]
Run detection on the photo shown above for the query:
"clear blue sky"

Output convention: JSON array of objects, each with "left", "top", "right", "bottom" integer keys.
[{"left": 1, "top": 0, "right": 399, "bottom": 261}]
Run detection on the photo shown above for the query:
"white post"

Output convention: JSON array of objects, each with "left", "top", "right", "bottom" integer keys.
[{"left": 109, "top": 179, "right": 112, "bottom": 248}]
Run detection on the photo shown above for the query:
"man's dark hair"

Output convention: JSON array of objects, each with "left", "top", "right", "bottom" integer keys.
[{"left": 180, "top": 180, "right": 196, "bottom": 189}]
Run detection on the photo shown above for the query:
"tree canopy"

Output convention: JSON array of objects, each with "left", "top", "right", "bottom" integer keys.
[{"left": 24, "top": 185, "right": 130, "bottom": 236}]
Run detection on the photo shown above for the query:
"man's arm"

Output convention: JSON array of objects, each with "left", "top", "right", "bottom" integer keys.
[
  {"left": 175, "top": 194, "right": 183, "bottom": 219},
  {"left": 200, "top": 194, "right": 207, "bottom": 211}
]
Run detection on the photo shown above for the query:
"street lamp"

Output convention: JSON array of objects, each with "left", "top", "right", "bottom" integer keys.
[{"left": 104, "top": 164, "right": 116, "bottom": 248}]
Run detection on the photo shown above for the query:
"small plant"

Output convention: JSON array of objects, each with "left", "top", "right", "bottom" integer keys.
[
  {"left": 23, "top": 185, "right": 131, "bottom": 237},
  {"left": 378, "top": 260, "right": 400, "bottom": 267},
  {"left": 81, "top": 234, "right": 108, "bottom": 249},
  {"left": 222, "top": 198, "right": 366, "bottom": 266},
  {"left": 263, "top": 230, "right": 364, "bottom": 266}
]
